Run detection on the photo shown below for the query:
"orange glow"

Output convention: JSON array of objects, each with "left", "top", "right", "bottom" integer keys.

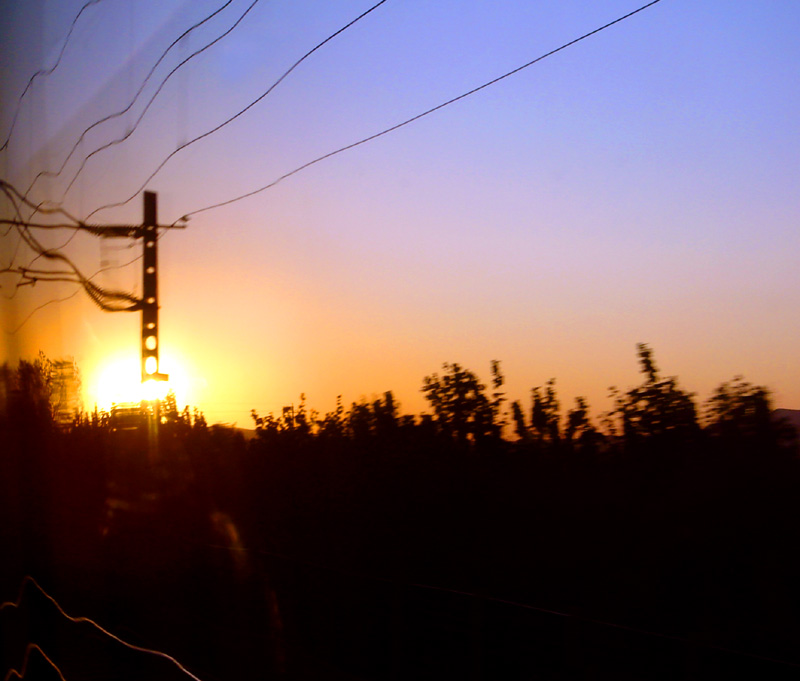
[
  {"left": 91, "top": 353, "right": 192, "bottom": 410},
  {"left": 141, "top": 378, "right": 169, "bottom": 402},
  {"left": 144, "top": 356, "right": 158, "bottom": 376},
  {"left": 94, "top": 356, "right": 141, "bottom": 409}
]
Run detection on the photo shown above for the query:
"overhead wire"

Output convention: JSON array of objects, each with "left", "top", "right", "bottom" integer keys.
[
  {"left": 84, "top": 0, "right": 391, "bottom": 222},
  {"left": 0, "top": 219, "right": 102, "bottom": 230},
  {"left": 173, "top": 0, "right": 664, "bottom": 223},
  {"left": 0, "top": 180, "right": 83, "bottom": 226},
  {"left": 0, "top": 183, "right": 141, "bottom": 315},
  {"left": 2, "top": 253, "right": 146, "bottom": 334},
  {"left": 4, "top": 1, "right": 661, "bottom": 323},
  {"left": 0, "top": 0, "right": 107, "bottom": 153},
  {"left": 2, "top": 291, "right": 81, "bottom": 336},
  {"left": 12, "top": 241, "right": 141, "bottom": 312},
  {"left": 0, "top": 175, "right": 159, "bottom": 318},
  {"left": 1, "top": 179, "right": 111, "bottom": 276},
  {"left": 0, "top": 231, "right": 25, "bottom": 274},
  {"left": 22, "top": 0, "right": 236, "bottom": 201},
  {"left": 26, "top": 0, "right": 245, "bottom": 203},
  {"left": 1, "top": 182, "right": 43, "bottom": 279}
]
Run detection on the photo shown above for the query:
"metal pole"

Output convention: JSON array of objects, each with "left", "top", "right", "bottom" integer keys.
[{"left": 141, "top": 191, "right": 160, "bottom": 383}]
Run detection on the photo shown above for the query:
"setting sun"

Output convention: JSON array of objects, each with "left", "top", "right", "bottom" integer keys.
[{"left": 92, "top": 353, "right": 192, "bottom": 411}]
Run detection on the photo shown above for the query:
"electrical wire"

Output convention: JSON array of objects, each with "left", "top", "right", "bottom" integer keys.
[
  {"left": 24, "top": 0, "right": 242, "bottom": 202},
  {"left": 0, "top": 0, "right": 107, "bottom": 153},
  {"left": 0, "top": 230, "right": 24, "bottom": 273},
  {"left": 3, "top": 1, "right": 661, "bottom": 323},
  {"left": 83, "top": 0, "right": 391, "bottom": 222},
  {"left": 2, "top": 252, "right": 146, "bottom": 334},
  {"left": 174, "top": 0, "right": 664, "bottom": 223},
  {"left": 1, "top": 182, "right": 66, "bottom": 269},
  {"left": 1, "top": 183, "right": 141, "bottom": 315},
  {"left": 2, "top": 288, "right": 82, "bottom": 335},
  {"left": 1, "top": 179, "right": 127, "bottom": 277},
  {"left": 0, "top": 219, "right": 97, "bottom": 230},
  {"left": 11, "top": 237, "right": 141, "bottom": 311},
  {"left": 1, "top": 182, "right": 45, "bottom": 278},
  {"left": 0, "top": 180, "right": 83, "bottom": 225}
]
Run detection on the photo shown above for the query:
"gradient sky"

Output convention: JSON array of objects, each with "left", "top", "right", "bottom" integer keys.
[{"left": 2, "top": 0, "right": 799, "bottom": 426}]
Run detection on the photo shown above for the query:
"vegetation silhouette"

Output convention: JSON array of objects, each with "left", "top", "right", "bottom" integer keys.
[{"left": 2, "top": 345, "right": 799, "bottom": 679}]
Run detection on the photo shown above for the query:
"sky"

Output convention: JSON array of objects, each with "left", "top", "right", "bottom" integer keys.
[{"left": 1, "top": 0, "right": 799, "bottom": 426}]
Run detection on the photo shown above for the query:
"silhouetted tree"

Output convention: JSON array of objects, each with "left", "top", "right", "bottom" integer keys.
[
  {"left": 192, "top": 407, "right": 207, "bottom": 430},
  {"left": 612, "top": 344, "right": 699, "bottom": 452},
  {"left": 5, "top": 352, "right": 56, "bottom": 428},
  {"left": 705, "top": 376, "right": 796, "bottom": 455},
  {"left": 511, "top": 400, "right": 530, "bottom": 443},
  {"left": 373, "top": 391, "right": 399, "bottom": 441},
  {"left": 422, "top": 362, "right": 498, "bottom": 447},
  {"left": 565, "top": 396, "right": 601, "bottom": 455},
  {"left": 162, "top": 390, "right": 182, "bottom": 423},
  {"left": 489, "top": 360, "right": 506, "bottom": 438},
  {"left": 348, "top": 400, "right": 374, "bottom": 442},
  {"left": 318, "top": 395, "right": 346, "bottom": 440},
  {"left": 531, "top": 379, "right": 561, "bottom": 450}
]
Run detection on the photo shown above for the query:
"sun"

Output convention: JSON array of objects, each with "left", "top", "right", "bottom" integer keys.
[{"left": 92, "top": 353, "right": 192, "bottom": 411}]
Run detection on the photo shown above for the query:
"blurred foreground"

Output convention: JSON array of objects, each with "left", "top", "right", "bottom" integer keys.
[{"left": 2, "top": 351, "right": 800, "bottom": 679}]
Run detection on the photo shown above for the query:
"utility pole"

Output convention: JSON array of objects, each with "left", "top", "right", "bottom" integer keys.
[
  {"left": 91, "top": 191, "right": 184, "bottom": 461},
  {"left": 141, "top": 191, "right": 169, "bottom": 385},
  {"left": 88, "top": 191, "right": 184, "bottom": 385}
]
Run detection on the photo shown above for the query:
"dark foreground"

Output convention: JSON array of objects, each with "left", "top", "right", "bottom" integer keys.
[
  {"left": 3, "top": 349, "right": 800, "bottom": 679},
  {"left": 3, "top": 416, "right": 800, "bottom": 680}
]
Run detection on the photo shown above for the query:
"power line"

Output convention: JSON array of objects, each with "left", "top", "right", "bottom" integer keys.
[
  {"left": 0, "top": 230, "right": 24, "bottom": 272},
  {"left": 2, "top": 253, "right": 147, "bottom": 334},
  {"left": 174, "top": 0, "right": 665, "bottom": 223},
  {"left": 3, "top": 2, "right": 661, "bottom": 323},
  {"left": 0, "top": 182, "right": 142, "bottom": 316},
  {"left": 1, "top": 182, "right": 50, "bottom": 277},
  {"left": 22, "top": 0, "right": 236, "bottom": 202},
  {"left": 31, "top": 0, "right": 253, "bottom": 204},
  {"left": 0, "top": 219, "right": 98, "bottom": 230},
  {"left": 2, "top": 287, "right": 80, "bottom": 335},
  {"left": 0, "top": 180, "right": 83, "bottom": 225},
  {"left": 1, "top": 179, "right": 107, "bottom": 279},
  {"left": 0, "top": 179, "right": 168, "bottom": 311},
  {"left": 0, "top": 0, "right": 107, "bottom": 153},
  {"left": 84, "top": 0, "right": 391, "bottom": 222}
]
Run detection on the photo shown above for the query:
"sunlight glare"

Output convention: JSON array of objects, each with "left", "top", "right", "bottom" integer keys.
[
  {"left": 95, "top": 356, "right": 141, "bottom": 409},
  {"left": 93, "top": 353, "right": 192, "bottom": 410},
  {"left": 142, "top": 378, "right": 169, "bottom": 402}
]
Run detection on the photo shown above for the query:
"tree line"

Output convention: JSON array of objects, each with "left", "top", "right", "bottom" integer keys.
[
  {"left": 1, "top": 343, "right": 797, "bottom": 466},
  {"left": 241, "top": 343, "right": 796, "bottom": 460}
]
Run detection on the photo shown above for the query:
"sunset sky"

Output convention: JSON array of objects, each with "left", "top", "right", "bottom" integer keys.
[{"left": 2, "top": 0, "right": 799, "bottom": 426}]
